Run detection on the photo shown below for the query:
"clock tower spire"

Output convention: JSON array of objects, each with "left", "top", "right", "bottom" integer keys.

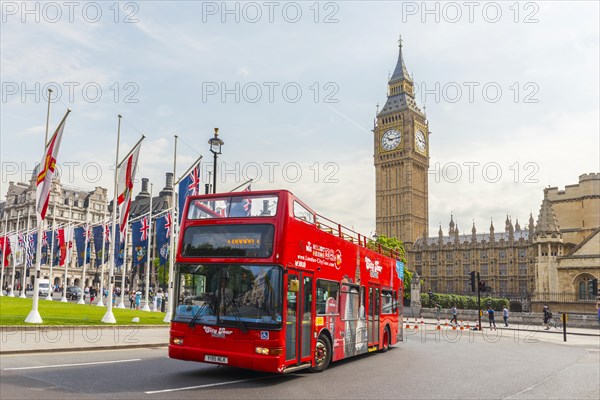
[{"left": 374, "top": 37, "right": 429, "bottom": 248}]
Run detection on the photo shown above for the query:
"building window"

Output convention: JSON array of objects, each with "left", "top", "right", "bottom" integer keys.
[
  {"left": 577, "top": 276, "right": 596, "bottom": 301},
  {"left": 480, "top": 250, "right": 487, "bottom": 259},
  {"left": 499, "top": 280, "right": 508, "bottom": 293},
  {"left": 499, "top": 249, "right": 506, "bottom": 259},
  {"left": 430, "top": 266, "right": 437, "bottom": 276},
  {"left": 519, "top": 248, "right": 526, "bottom": 258},
  {"left": 430, "top": 253, "right": 436, "bottom": 261},
  {"left": 446, "top": 265, "right": 453, "bottom": 276},
  {"left": 499, "top": 264, "right": 507, "bottom": 276},
  {"left": 415, "top": 253, "right": 421, "bottom": 261},
  {"left": 480, "top": 264, "right": 488, "bottom": 276},
  {"left": 518, "top": 263, "right": 527, "bottom": 276},
  {"left": 446, "top": 281, "right": 453, "bottom": 293},
  {"left": 519, "top": 280, "right": 528, "bottom": 293},
  {"left": 446, "top": 252, "right": 453, "bottom": 260},
  {"left": 463, "top": 251, "right": 470, "bottom": 259},
  {"left": 463, "top": 265, "right": 470, "bottom": 275}
]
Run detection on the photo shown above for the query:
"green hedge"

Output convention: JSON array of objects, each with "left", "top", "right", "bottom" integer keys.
[{"left": 420, "top": 293, "right": 509, "bottom": 310}]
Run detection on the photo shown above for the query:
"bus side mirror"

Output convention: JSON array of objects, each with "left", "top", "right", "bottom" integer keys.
[{"left": 288, "top": 279, "right": 299, "bottom": 292}]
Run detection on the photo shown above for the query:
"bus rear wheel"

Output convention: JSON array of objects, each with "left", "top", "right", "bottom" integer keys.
[
  {"left": 310, "top": 335, "right": 332, "bottom": 372},
  {"left": 379, "top": 327, "right": 390, "bottom": 353}
]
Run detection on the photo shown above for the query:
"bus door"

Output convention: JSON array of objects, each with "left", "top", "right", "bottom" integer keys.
[
  {"left": 367, "top": 285, "right": 380, "bottom": 346},
  {"left": 285, "top": 270, "right": 313, "bottom": 366}
]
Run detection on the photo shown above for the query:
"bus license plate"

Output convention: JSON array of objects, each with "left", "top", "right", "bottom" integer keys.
[{"left": 205, "top": 355, "right": 228, "bottom": 364}]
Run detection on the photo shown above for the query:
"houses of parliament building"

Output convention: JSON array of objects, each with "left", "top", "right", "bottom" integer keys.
[{"left": 374, "top": 38, "right": 599, "bottom": 312}]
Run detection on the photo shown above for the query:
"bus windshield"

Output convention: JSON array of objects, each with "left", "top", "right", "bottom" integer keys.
[
  {"left": 174, "top": 264, "right": 283, "bottom": 330},
  {"left": 187, "top": 195, "right": 279, "bottom": 219}
]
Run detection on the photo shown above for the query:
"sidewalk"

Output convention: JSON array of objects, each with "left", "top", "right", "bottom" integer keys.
[
  {"left": 0, "top": 325, "right": 170, "bottom": 355},
  {"left": 405, "top": 316, "right": 600, "bottom": 337}
]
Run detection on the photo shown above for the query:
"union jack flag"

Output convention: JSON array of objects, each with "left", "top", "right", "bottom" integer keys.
[
  {"left": 164, "top": 213, "right": 172, "bottom": 239},
  {"left": 188, "top": 166, "right": 201, "bottom": 195},
  {"left": 242, "top": 184, "right": 252, "bottom": 216},
  {"left": 84, "top": 226, "right": 91, "bottom": 241},
  {"left": 42, "top": 231, "right": 48, "bottom": 247},
  {"left": 140, "top": 216, "right": 149, "bottom": 241},
  {"left": 103, "top": 224, "right": 110, "bottom": 243}
]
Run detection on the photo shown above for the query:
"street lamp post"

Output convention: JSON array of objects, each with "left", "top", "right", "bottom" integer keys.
[{"left": 208, "top": 128, "right": 224, "bottom": 194}]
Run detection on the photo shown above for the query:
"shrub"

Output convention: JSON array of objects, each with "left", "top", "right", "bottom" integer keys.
[{"left": 420, "top": 293, "right": 509, "bottom": 310}]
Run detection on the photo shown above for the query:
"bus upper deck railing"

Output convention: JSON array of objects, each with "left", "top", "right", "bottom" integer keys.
[{"left": 313, "top": 213, "right": 404, "bottom": 261}]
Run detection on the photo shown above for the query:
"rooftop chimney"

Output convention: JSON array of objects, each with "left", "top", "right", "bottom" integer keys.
[{"left": 135, "top": 178, "right": 151, "bottom": 200}]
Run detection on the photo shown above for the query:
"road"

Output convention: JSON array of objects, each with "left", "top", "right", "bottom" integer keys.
[{"left": 1, "top": 330, "right": 598, "bottom": 399}]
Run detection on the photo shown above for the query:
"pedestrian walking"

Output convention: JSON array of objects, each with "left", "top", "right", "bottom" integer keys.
[
  {"left": 135, "top": 290, "right": 142, "bottom": 310},
  {"left": 487, "top": 306, "right": 496, "bottom": 329},
  {"left": 543, "top": 305, "right": 552, "bottom": 330},
  {"left": 156, "top": 289, "right": 163, "bottom": 312},
  {"left": 435, "top": 303, "right": 441, "bottom": 322},
  {"left": 129, "top": 292, "right": 136, "bottom": 309},
  {"left": 503, "top": 306, "right": 509, "bottom": 327},
  {"left": 450, "top": 305, "right": 458, "bottom": 325},
  {"left": 89, "top": 286, "right": 96, "bottom": 304}
]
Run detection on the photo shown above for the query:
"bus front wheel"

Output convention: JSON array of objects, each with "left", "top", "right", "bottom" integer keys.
[{"left": 310, "top": 335, "right": 332, "bottom": 372}]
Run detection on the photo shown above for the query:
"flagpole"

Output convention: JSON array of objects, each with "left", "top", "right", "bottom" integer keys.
[
  {"left": 8, "top": 212, "right": 20, "bottom": 297},
  {"left": 46, "top": 207, "right": 56, "bottom": 300},
  {"left": 78, "top": 208, "right": 89, "bottom": 304},
  {"left": 60, "top": 205, "right": 72, "bottom": 302},
  {"left": 97, "top": 205, "right": 108, "bottom": 306},
  {"left": 44, "top": 88, "right": 53, "bottom": 145},
  {"left": 163, "top": 135, "right": 178, "bottom": 323},
  {"left": 102, "top": 115, "right": 122, "bottom": 323},
  {"left": 1, "top": 214, "right": 8, "bottom": 296},
  {"left": 175, "top": 155, "right": 204, "bottom": 185},
  {"left": 117, "top": 226, "right": 127, "bottom": 309},
  {"left": 228, "top": 178, "right": 253, "bottom": 193},
  {"left": 142, "top": 184, "right": 153, "bottom": 311},
  {"left": 20, "top": 208, "right": 31, "bottom": 298}
]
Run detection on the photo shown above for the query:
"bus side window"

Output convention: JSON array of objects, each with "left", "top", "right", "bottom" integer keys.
[{"left": 316, "top": 280, "right": 339, "bottom": 315}]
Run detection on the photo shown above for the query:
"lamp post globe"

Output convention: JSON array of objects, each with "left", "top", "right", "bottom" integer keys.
[{"left": 208, "top": 128, "right": 224, "bottom": 194}]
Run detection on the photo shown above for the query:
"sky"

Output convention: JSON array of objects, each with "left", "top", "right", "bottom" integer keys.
[{"left": 1, "top": 1, "right": 599, "bottom": 238}]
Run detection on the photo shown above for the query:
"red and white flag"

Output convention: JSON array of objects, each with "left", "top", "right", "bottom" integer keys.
[
  {"left": 117, "top": 141, "right": 142, "bottom": 235},
  {"left": 0, "top": 236, "right": 11, "bottom": 266},
  {"left": 36, "top": 110, "right": 70, "bottom": 222}
]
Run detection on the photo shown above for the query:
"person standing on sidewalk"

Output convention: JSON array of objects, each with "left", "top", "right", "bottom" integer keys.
[
  {"left": 450, "top": 305, "right": 458, "bottom": 325},
  {"left": 487, "top": 306, "right": 497, "bottom": 330},
  {"left": 435, "top": 303, "right": 441, "bottom": 322},
  {"left": 503, "top": 306, "right": 509, "bottom": 327}
]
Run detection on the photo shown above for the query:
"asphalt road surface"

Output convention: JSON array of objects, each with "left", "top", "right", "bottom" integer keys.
[{"left": 1, "top": 331, "right": 599, "bottom": 399}]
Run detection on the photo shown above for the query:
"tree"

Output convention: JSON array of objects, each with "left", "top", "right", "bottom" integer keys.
[{"left": 371, "top": 234, "right": 411, "bottom": 299}]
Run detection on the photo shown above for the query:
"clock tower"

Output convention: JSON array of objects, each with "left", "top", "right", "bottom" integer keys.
[{"left": 374, "top": 37, "right": 429, "bottom": 247}]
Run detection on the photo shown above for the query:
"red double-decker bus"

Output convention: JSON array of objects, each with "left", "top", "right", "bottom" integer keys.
[{"left": 169, "top": 190, "right": 404, "bottom": 373}]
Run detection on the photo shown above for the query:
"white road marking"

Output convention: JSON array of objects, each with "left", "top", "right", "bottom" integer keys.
[
  {"left": 145, "top": 376, "right": 276, "bottom": 394},
  {"left": 3, "top": 358, "right": 142, "bottom": 371}
]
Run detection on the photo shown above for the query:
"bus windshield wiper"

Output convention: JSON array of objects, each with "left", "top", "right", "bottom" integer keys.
[
  {"left": 189, "top": 297, "right": 213, "bottom": 328},
  {"left": 222, "top": 299, "right": 248, "bottom": 334}
]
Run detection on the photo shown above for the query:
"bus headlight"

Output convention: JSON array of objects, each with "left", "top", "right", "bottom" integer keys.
[
  {"left": 172, "top": 337, "right": 184, "bottom": 345},
  {"left": 255, "top": 347, "right": 283, "bottom": 356}
]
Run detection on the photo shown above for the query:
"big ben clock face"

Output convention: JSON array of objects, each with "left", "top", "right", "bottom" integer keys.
[
  {"left": 381, "top": 129, "right": 401, "bottom": 151},
  {"left": 415, "top": 130, "right": 427, "bottom": 153}
]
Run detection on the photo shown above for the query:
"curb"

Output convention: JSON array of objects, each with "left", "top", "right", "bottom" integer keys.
[{"left": 1, "top": 343, "right": 168, "bottom": 356}]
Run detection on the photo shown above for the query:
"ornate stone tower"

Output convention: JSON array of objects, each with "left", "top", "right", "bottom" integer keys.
[
  {"left": 374, "top": 37, "right": 429, "bottom": 247},
  {"left": 533, "top": 190, "right": 564, "bottom": 294}
]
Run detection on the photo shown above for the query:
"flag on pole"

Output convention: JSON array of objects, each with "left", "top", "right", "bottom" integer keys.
[
  {"left": 36, "top": 110, "right": 70, "bottom": 222},
  {"left": 56, "top": 228, "right": 67, "bottom": 266},
  {"left": 155, "top": 214, "right": 171, "bottom": 266},
  {"left": 0, "top": 236, "right": 12, "bottom": 266},
  {"left": 117, "top": 142, "right": 142, "bottom": 235},
  {"left": 25, "top": 232, "right": 36, "bottom": 269},
  {"left": 92, "top": 225, "right": 108, "bottom": 265},
  {"left": 131, "top": 218, "right": 148, "bottom": 267},
  {"left": 178, "top": 163, "right": 201, "bottom": 222},
  {"left": 74, "top": 227, "right": 91, "bottom": 266}
]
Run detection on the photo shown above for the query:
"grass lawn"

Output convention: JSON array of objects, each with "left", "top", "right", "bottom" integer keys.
[{"left": 0, "top": 297, "right": 170, "bottom": 326}]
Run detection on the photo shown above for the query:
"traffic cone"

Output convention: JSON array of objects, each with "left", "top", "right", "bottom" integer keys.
[
  {"left": 466, "top": 321, "right": 471, "bottom": 329},
  {"left": 459, "top": 320, "right": 464, "bottom": 330},
  {"left": 436, "top": 324, "right": 441, "bottom": 330},
  {"left": 420, "top": 318, "right": 425, "bottom": 325},
  {"left": 444, "top": 319, "right": 449, "bottom": 326}
]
